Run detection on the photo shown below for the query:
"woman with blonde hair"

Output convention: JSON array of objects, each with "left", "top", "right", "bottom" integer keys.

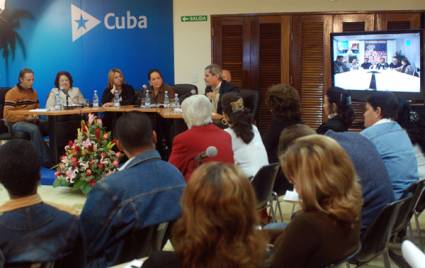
[
  {"left": 271, "top": 135, "right": 362, "bottom": 268},
  {"left": 102, "top": 68, "right": 135, "bottom": 107},
  {"left": 101, "top": 68, "right": 136, "bottom": 131},
  {"left": 143, "top": 162, "right": 267, "bottom": 268}
]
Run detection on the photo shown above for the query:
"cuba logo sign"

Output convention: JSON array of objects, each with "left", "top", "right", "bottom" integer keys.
[{"left": 71, "top": 4, "right": 148, "bottom": 42}]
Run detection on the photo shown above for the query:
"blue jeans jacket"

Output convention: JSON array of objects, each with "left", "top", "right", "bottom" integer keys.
[
  {"left": 80, "top": 150, "right": 186, "bottom": 267},
  {"left": 0, "top": 195, "right": 85, "bottom": 267},
  {"left": 361, "top": 121, "right": 419, "bottom": 199}
]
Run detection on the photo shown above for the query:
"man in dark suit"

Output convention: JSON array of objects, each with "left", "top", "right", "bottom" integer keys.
[{"left": 204, "top": 64, "right": 239, "bottom": 114}]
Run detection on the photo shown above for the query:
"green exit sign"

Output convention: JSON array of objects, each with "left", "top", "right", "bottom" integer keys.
[{"left": 181, "top": 15, "right": 208, "bottom": 22}]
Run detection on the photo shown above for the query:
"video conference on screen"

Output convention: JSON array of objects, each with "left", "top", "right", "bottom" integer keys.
[{"left": 332, "top": 32, "right": 421, "bottom": 93}]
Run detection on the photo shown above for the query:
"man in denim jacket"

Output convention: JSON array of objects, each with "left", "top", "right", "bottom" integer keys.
[
  {"left": 0, "top": 140, "right": 85, "bottom": 267},
  {"left": 80, "top": 112, "right": 186, "bottom": 267}
]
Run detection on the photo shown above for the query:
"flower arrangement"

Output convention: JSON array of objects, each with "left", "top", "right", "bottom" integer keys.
[{"left": 53, "top": 114, "right": 121, "bottom": 194}]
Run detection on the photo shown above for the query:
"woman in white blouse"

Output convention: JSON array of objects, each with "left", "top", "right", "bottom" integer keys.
[
  {"left": 46, "top": 71, "right": 85, "bottom": 109},
  {"left": 221, "top": 92, "right": 269, "bottom": 177}
]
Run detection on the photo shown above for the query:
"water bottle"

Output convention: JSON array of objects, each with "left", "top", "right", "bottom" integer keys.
[
  {"left": 54, "top": 91, "right": 61, "bottom": 111},
  {"left": 145, "top": 90, "right": 151, "bottom": 108},
  {"left": 93, "top": 90, "right": 99, "bottom": 108},
  {"left": 174, "top": 93, "right": 180, "bottom": 109},
  {"left": 164, "top": 91, "right": 170, "bottom": 108},
  {"left": 113, "top": 90, "right": 120, "bottom": 108}
]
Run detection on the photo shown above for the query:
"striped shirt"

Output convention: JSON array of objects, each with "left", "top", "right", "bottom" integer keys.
[{"left": 3, "top": 85, "right": 39, "bottom": 123}]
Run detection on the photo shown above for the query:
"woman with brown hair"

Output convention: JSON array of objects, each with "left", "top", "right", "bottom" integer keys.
[
  {"left": 264, "top": 84, "right": 301, "bottom": 163},
  {"left": 143, "top": 162, "right": 267, "bottom": 268},
  {"left": 271, "top": 135, "right": 362, "bottom": 268}
]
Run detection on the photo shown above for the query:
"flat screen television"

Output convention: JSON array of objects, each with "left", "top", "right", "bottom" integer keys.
[{"left": 331, "top": 30, "right": 424, "bottom": 101}]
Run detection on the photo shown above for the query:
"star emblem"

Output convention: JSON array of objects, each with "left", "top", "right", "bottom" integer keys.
[{"left": 75, "top": 14, "right": 89, "bottom": 30}]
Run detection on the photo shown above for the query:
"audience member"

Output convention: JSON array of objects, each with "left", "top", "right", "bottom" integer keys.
[
  {"left": 221, "top": 92, "right": 268, "bottom": 177},
  {"left": 271, "top": 135, "right": 362, "bottom": 267},
  {"left": 361, "top": 58, "right": 372, "bottom": 69},
  {"left": 279, "top": 124, "right": 394, "bottom": 235},
  {"left": 317, "top": 87, "right": 354, "bottom": 134},
  {"left": 389, "top": 56, "right": 401, "bottom": 69},
  {"left": 375, "top": 57, "right": 389, "bottom": 70},
  {"left": 397, "top": 100, "right": 425, "bottom": 178},
  {"left": 361, "top": 92, "right": 418, "bottom": 199},
  {"left": 169, "top": 95, "right": 234, "bottom": 180},
  {"left": 334, "top": 55, "right": 349, "bottom": 73},
  {"left": 204, "top": 64, "right": 239, "bottom": 113},
  {"left": 264, "top": 84, "right": 301, "bottom": 163},
  {"left": 143, "top": 163, "right": 267, "bottom": 268},
  {"left": 0, "top": 140, "right": 85, "bottom": 267},
  {"left": 3, "top": 68, "right": 52, "bottom": 167},
  {"left": 46, "top": 71, "right": 86, "bottom": 109},
  {"left": 222, "top": 69, "right": 232, "bottom": 82},
  {"left": 349, "top": 58, "right": 360, "bottom": 70},
  {"left": 80, "top": 112, "right": 185, "bottom": 267}
]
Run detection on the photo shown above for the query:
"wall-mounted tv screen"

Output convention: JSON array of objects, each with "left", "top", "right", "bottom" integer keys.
[{"left": 331, "top": 30, "right": 423, "bottom": 100}]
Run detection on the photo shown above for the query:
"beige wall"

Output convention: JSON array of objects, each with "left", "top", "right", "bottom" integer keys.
[{"left": 173, "top": 0, "right": 425, "bottom": 92}]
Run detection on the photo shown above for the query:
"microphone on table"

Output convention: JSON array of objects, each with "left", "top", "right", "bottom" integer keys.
[{"left": 194, "top": 146, "right": 218, "bottom": 162}]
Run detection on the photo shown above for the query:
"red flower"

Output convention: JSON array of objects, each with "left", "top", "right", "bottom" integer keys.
[
  {"left": 113, "top": 160, "right": 120, "bottom": 167},
  {"left": 115, "top": 152, "right": 121, "bottom": 158},
  {"left": 101, "top": 152, "right": 107, "bottom": 158},
  {"left": 54, "top": 171, "right": 61, "bottom": 177},
  {"left": 68, "top": 140, "right": 74, "bottom": 147},
  {"left": 86, "top": 169, "right": 92, "bottom": 176},
  {"left": 89, "top": 179, "right": 97, "bottom": 187},
  {"left": 103, "top": 133, "right": 109, "bottom": 140},
  {"left": 97, "top": 163, "right": 104, "bottom": 169},
  {"left": 74, "top": 146, "right": 81, "bottom": 152},
  {"left": 95, "top": 128, "right": 101, "bottom": 140},
  {"left": 71, "top": 157, "right": 79, "bottom": 167}
]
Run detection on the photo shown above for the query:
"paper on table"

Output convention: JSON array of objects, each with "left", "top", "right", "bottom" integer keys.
[
  {"left": 124, "top": 259, "right": 145, "bottom": 268},
  {"left": 30, "top": 108, "right": 48, "bottom": 112},
  {"left": 401, "top": 240, "right": 425, "bottom": 268}
]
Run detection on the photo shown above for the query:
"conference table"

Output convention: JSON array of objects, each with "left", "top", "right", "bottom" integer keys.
[{"left": 9, "top": 106, "right": 223, "bottom": 162}]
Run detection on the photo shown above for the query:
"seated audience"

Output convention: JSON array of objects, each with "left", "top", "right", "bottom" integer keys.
[
  {"left": 80, "top": 112, "right": 186, "bottom": 267},
  {"left": 144, "top": 69, "right": 175, "bottom": 104},
  {"left": 361, "top": 92, "right": 418, "bottom": 199},
  {"left": 221, "top": 92, "right": 268, "bottom": 177},
  {"left": 169, "top": 95, "right": 234, "bottom": 180},
  {"left": 264, "top": 84, "right": 301, "bottom": 163},
  {"left": 396, "top": 57, "right": 415, "bottom": 75},
  {"left": 46, "top": 71, "right": 85, "bottom": 109},
  {"left": 204, "top": 64, "right": 239, "bottom": 113},
  {"left": 280, "top": 124, "right": 394, "bottom": 235},
  {"left": 0, "top": 140, "right": 84, "bottom": 267},
  {"left": 101, "top": 68, "right": 136, "bottom": 131},
  {"left": 375, "top": 57, "right": 389, "bottom": 70},
  {"left": 317, "top": 87, "right": 354, "bottom": 134},
  {"left": 3, "top": 68, "right": 51, "bottom": 167},
  {"left": 389, "top": 56, "right": 401, "bottom": 69},
  {"left": 397, "top": 100, "right": 425, "bottom": 178},
  {"left": 222, "top": 68, "right": 232, "bottom": 82},
  {"left": 271, "top": 135, "right": 361, "bottom": 267},
  {"left": 361, "top": 58, "right": 372, "bottom": 69},
  {"left": 143, "top": 163, "right": 267, "bottom": 268}
]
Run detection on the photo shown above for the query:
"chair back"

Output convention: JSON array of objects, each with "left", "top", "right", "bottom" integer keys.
[
  {"left": 326, "top": 242, "right": 361, "bottom": 267},
  {"left": 392, "top": 179, "right": 425, "bottom": 236},
  {"left": 172, "top": 84, "right": 198, "bottom": 103},
  {"left": 108, "top": 222, "right": 171, "bottom": 266},
  {"left": 350, "top": 196, "right": 413, "bottom": 265},
  {"left": 0, "top": 88, "right": 11, "bottom": 136},
  {"left": 239, "top": 89, "right": 259, "bottom": 118},
  {"left": 273, "top": 168, "right": 293, "bottom": 196},
  {"left": 251, "top": 163, "right": 279, "bottom": 209}
]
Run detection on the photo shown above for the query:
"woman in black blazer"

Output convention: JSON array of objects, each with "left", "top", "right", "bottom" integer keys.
[{"left": 101, "top": 68, "right": 135, "bottom": 131}]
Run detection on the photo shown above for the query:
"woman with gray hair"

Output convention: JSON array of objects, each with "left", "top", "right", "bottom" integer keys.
[{"left": 169, "top": 95, "right": 234, "bottom": 181}]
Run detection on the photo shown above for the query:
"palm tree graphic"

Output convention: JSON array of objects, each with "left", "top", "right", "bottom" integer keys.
[{"left": 0, "top": 9, "right": 33, "bottom": 85}]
